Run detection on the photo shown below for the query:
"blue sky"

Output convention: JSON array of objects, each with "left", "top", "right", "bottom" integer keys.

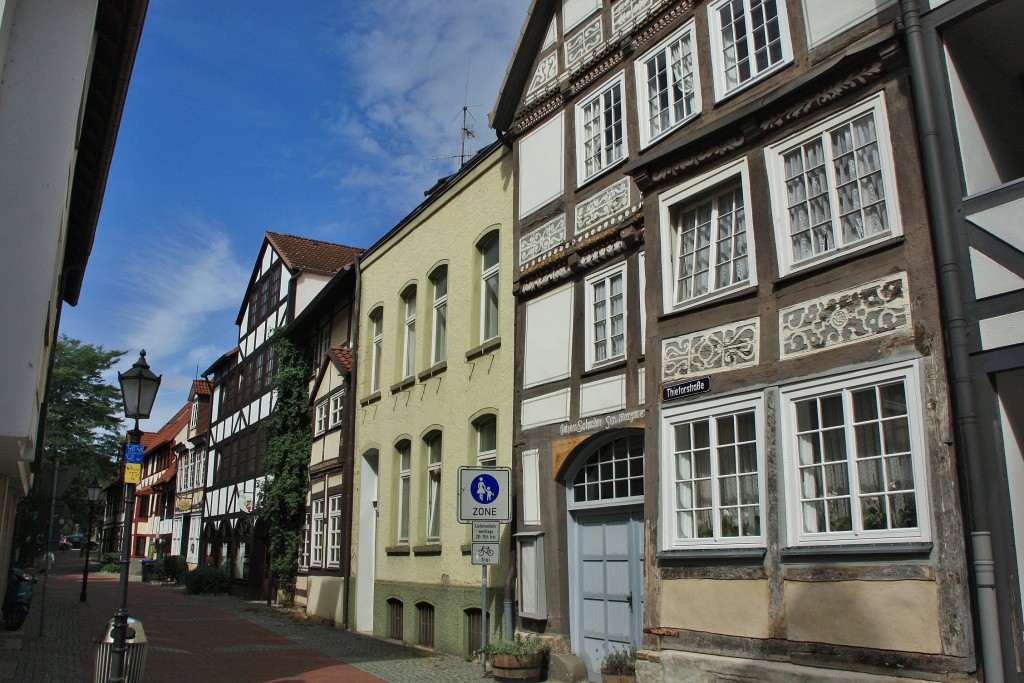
[{"left": 62, "top": 0, "right": 531, "bottom": 428}]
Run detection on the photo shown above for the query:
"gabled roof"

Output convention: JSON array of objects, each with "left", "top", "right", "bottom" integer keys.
[
  {"left": 236, "top": 232, "right": 363, "bottom": 326},
  {"left": 490, "top": 0, "right": 555, "bottom": 134},
  {"left": 330, "top": 346, "right": 353, "bottom": 373},
  {"left": 202, "top": 346, "right": 238, "bottom": 378},
  {"left": 265, "top": 231, "right": 363, "bottom": 276},
  {"left": 143, "top": 402, "right": 192, "bottom": 455},
  {"left": 310, "top": 345, "right": 352, "bottom": 407},
  {"left": 190, "top": 379, "right": 212, "bottom": 398}
]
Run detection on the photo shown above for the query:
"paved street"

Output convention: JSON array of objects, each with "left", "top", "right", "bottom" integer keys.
[{"left": 0, "top": 552, "right": 496, "bottom": 682}]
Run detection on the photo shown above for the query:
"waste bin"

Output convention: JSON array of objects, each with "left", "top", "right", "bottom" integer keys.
[
  {"left": 140, "top": 559, "right": 155, "bottom": 582},
  {"left": 94, "top": 618, "right": 147, "bottom": 683}
]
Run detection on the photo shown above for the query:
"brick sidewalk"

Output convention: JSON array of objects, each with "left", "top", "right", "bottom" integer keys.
[{"left": 0, "top": 551, "right": 492, "bottom": 683}]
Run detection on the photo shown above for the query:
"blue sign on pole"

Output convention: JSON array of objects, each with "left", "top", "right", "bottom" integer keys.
[
  {"left": 124, "top": 443, "right": 144, "bottom": 465},
  {"left": 470, "top": 474, "right": 500, "bottom": 505}
]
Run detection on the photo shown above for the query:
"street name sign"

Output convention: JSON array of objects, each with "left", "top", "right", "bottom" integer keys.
[{"left": 458, "top": 466, "right": 512, "bottom": 523}]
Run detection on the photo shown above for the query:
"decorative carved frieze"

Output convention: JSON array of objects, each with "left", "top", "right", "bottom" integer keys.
[
  {"left": 576, "top": 178, "right": 631, "bottom": 234},
  {"left": 662, "top": 318, "right": 760, "bottom": 381},
  {"left": 565, "top": 16, "right": 604, "bottom": 69},
  {"left": 760, "top": 60, "right": 886, "bottom": 133},
  {"left": 513, "top": 94, "right": 565, "bottom": 136},
  {"left": 779, "top": 273, "right": 911, "bottom": 358},
  {"left": 612, "top": 0, "right": 655, "bottom": 36},
  {"left": 627, "top": 0, "right": 692, "bottom": 46},
  {"left": 520, "top": 215, "right": 566, "bottom": 265},
  {"left": 527, "top": 53, "right": 560, "bottom": 98}
]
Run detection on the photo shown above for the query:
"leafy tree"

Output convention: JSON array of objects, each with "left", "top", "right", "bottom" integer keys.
[
  {"left": 16, "top": 336, "right": 125, "bottom": 561},
  {"left": 255, "top": 337, "right": 311, "bottom": 602}
]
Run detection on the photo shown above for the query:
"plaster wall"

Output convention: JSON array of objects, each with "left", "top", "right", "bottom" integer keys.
[
  {"left": 0, "top": 0, "right": 98, "bottom": 480},
  {"left": 352, "top": 146, "right": 514, "bottom": 651},
  {"left": 660, "top": 578, "right": 770, "bottom": 639},
  {"left": 784, "top": 579, "right": 942, "bottom": 653}
]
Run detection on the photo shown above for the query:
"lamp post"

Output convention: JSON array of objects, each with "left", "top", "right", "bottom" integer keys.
[
  {"left": 79, "top": 480, "right": 102, "bottom": 603},
  {"left": 110, "top": 351, "right": 160, "bottom": 683}
]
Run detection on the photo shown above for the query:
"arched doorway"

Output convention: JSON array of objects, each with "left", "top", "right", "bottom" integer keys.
[
  {"left": 564, "top": 430, "right": 645, "bottom": 682},
  {"left": 356, "top": 449, "right": 379, "bottom": 632}
]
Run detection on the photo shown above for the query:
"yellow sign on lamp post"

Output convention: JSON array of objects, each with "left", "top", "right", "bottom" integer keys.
[{"left": 124, "top": 443, "right": 144, "bottom": 484}]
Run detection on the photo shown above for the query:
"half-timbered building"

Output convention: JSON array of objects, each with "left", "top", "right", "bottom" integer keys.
[
  {"left": 171, "top": 379, "right": 211, "bottom": 570},
  {"left": 284, "top": 262, "right": 360, "bottom": 624},
  {"left": 203, "top": 231, "right": 361, "bottom": 596},
  {"left": 492, "top": 1, "right": 975, "bottom": 680},
  {"left": 135, "top": 403, "right": 190, "bottom": 561}
]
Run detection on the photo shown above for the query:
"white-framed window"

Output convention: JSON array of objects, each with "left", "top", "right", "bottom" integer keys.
[
  {"left": 425, "top": 433, "right": 442, "bottom": 543},
  {"left": 330, "top": 391, "right": 344, "bottom": 428},
  {"left": 766, "top": 93, "right": 901, "bottom": 275},
  {"left": 311, "top": 498, "right": 325, "bottom": 567},
  {"left": 301, "top": 515, "right": 310, "bottom": 569},
  {"left": 402, "top": 287, "right": 417, "bottom": 379},
  {"left": 190, "top": 398, "right": 199, "bottom": 429},
  {"left": 431, "top": 267, "right": 447, "bottom": 364},
  {"left": 638, "top": 251, "right": 647, "bottom": 355},
  {"left": 480, "top": 234, "right": 500, "bottom": 342},
  {"left": 397, "top": 441, "right": 411, "bottom": 544},
  {"left": 476, "top": 416, "right": 497, "bottom": 468},
  {"left": 370, "top": 308, "right": 383, "bottom": 394},
  {"left": 659, "top": 158, "right": 755, "bottom": 312},
  {"left": 315, "top": 400, "right": 328, "bottom": 436},
  {"left": 585, "top": 263, "right": 626, "bottom": 369},
  {"left": 635, "top": 20, "right": 700, "bottom": 148},
  {"left": 780, "top": 362, "right": 931, "bottom": 546},
  {"left": 576, "top": 73, "right": 627, "bottom": 185},
  {"left": 328, "top": 494, "right": 342, "bottom": 567},
  {"left": 708, "top": 0, "right": 792, "bottom": 100},
  {"left": 661, "top": 393, "right": 766, "bottom": 549}
]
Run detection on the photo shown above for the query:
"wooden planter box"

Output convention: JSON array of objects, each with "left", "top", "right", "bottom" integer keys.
[
  {"left": 491, "top": 652, "right": 545, "bottom": 682},
  {"left": 601, "top": 674, "right": 636, "bottom": 683}
]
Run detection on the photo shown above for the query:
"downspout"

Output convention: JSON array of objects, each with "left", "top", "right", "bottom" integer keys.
[
  {"left": 897, "top": 1, "right": 1005, "bottom": 679},
  {"left": 504, "top": 511, "right": 517, "bottom": 639},
  {"left": 340, "top": 265, "right": 360, "bottom": 630}
]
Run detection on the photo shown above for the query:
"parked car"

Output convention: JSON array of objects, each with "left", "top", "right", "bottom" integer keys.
[{"left": 58, "top": 534, "right": 98, "bottom": 551}]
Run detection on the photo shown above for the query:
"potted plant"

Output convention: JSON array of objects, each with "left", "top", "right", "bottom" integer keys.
[
  {"left": 600, "top": 646, "right": 636, "bottom": 683},
  {"left": 480, "top": 632, "right": 548, "bottom": 682}
]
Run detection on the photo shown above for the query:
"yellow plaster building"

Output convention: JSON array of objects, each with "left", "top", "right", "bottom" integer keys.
[{"left": 351, "top": 142, "right": 514, "bottom": 655}]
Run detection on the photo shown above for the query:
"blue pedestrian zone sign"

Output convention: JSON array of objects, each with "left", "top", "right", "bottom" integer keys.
[{"left": 458, "top": 466, "right": 512, "bottom": 523}]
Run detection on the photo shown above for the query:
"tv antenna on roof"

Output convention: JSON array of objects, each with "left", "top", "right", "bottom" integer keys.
[{"left": 431, "top": 66, "right": 482, "bottom": 168}]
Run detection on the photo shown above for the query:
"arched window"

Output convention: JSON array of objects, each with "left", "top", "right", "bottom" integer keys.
[
  {"left": 369, "top": 307, "right": 383, "bottom": 393},
  {"left": 571, "top": 434, "right": 644, "bottom": 504},
  {"left": 396, "top": 440, "right": 411, "bottom": 544},
  {"left": 387, "top": 598, "right": 404, "bottom": 640},
  {"left": 417, "top": 602, "right": 435, "bottom": 648},
  {"left": 479, "top": 233, "right": 500, "bottom": 342},
  {"left": 425, "top": 432, "right": 442, "bottom": 542},
  {"left": 430, "top": 267, "right": 447, "bottom": 364},
  {"left": 401, "top": 286, "right": 417, "bottom": 379},
  {"left": 475, "top": 415, "right": 497, "bottom": 467}
]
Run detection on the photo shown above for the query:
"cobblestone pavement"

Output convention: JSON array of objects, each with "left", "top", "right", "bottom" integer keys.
[{"left": 0, "top": 552, "right": 500, "bottom": 683}]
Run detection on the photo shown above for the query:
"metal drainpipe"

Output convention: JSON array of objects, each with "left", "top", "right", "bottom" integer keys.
[{"left": 897, "top": 1, "right": 1005, "bottom": 679}]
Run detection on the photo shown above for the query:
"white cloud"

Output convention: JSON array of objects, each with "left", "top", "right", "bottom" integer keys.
[{"left": 118, "top": 215, "right": 248, "bottom": 374}]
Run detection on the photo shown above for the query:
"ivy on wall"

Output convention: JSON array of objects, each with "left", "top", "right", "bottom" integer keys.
[{"left": 256, "top": 336, "right": 311, "bottom": 601}]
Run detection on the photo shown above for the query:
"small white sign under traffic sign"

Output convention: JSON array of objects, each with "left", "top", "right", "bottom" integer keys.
[
  {"left": 458, "top": 466, "right": 512, "bottom": 523},
  {"left": 471, "top": 542, "right": 500, "bottom": 565},
  {"left": 472, "top": 521, "right": 500, "bottom": 543}
]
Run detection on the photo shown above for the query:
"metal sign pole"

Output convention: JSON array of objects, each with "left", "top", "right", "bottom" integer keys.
[{"left": 481, "top": 563, "right": 487, "bottom": 675}]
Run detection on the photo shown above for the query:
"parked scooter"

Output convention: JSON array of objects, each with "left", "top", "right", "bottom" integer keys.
[{"left": 3, "top": 566, "right": 37, "bottom": 630}]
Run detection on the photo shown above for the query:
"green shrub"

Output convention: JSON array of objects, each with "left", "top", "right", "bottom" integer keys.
[
  {"left": 601, "top": 646, "right": 636, "bottom": 675},
  {"left": 185, "top": 565, "right": 231, "bottom": 595},
  {"left": 101, "top": 563, "right": 120, "bottom": 573},
  {"left": 100, "top": 552, "right": 120, "bottom": 565},
  {"left": 156, "top": 555, "right": 188, "bottom": 582},
  {"left": 480, "top": 633, "right": 548, "bottom": 657}
]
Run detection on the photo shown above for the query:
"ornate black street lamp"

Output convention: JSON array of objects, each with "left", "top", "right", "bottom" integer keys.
[
  {"left": 79, "top": 480, "right": 102, "bottom": 602},
  {"left": 109, "top": 351, "right": 160, "bottom": 683}
]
